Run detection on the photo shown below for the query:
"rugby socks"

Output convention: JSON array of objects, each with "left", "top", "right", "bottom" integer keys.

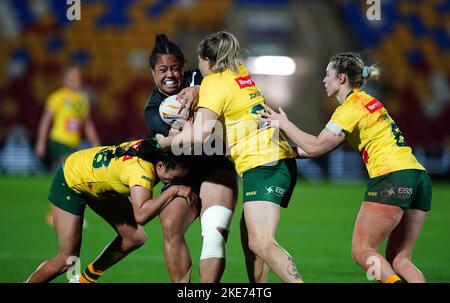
[
  {"left": 80, "top": 263, "right": 104, "bottom": 283},
  {"left": 385, "top": 274, "right": 402, "bottom": 283}
]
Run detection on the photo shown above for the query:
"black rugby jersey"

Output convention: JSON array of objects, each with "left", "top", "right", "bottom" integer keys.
[{"left": 144, "top": 69, "right": 203, "bottom": 136}]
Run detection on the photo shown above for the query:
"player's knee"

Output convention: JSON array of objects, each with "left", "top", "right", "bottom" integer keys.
[
  {"left": 248, "top": 237, "right": 273, "bottom": 258},
  {"left": 160, "top": 200, "right": 192, "bottom": 241},
  {"left": 351, "top": 244, "right": 366, "bottom": 265},
  {"left": 391, "top": 253, "right": 411, "bottom": 272},
  {"left": 351, "top": 244, "right": 378, "bottom": 267},
  {"left": 123, "top": 229, "right": 147, "bottom": 250},
  {"left": 160, "top": 216, "right": 174, "bottom": 236},
  {"left": 200, "top": 205, "right": 233, "bottom": 260},
  {"left": 161, "top": 216, "right": 181, "bottom": 240}
]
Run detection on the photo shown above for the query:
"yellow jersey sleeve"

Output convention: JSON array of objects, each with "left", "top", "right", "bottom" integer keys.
[
  {"left": 120, "top": 159, "right": 155, "bottom": 191},
  {"left": 329, "top": 101, "right": 362, "bottom": 134},
  {"left": 197, "top": 75, "right": 228, "bottom": 116}
]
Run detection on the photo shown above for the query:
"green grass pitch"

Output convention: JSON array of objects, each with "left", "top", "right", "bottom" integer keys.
[{"left": 1, "top": 175, "right": 449, "bottom": 283}]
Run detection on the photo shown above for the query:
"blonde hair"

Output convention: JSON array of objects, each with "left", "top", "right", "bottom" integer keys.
[
  {"left": 197, "top": 31, "right": 241, "bottom": 74},
  {"left": 329, "top": 52, "right": 381, "bottom": 88}
]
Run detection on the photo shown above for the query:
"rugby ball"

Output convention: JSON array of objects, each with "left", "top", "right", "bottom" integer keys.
[{"left": 159, "top": 95, "right": 187, "bottom": 129}]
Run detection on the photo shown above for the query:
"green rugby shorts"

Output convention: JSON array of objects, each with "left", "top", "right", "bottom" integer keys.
[
  {"left": 242, "top": 158, "right": 297, "bottom": 208},
  {"left": 48, "top": 165, "right": 87, "bottom": 216},
  {"left": 364, "top": 169, "right": 432, "bottom": 211}
]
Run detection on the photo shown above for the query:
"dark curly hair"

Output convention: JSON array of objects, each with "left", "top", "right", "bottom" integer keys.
[
  {"left": 107, "top": 137, "right": 190, "bottom": 170},
  {"left": 149, "top": 33, "right": 185, "bottom": 69}
]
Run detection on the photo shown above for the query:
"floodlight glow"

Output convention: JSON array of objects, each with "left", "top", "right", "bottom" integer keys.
[{"left": 246, "top": 56, "right": 296, "bottom": 75}]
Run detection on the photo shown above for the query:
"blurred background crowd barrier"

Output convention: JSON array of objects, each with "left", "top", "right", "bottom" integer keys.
[{"left": 0, "top": 0, "right": 448, "bottom": 180}]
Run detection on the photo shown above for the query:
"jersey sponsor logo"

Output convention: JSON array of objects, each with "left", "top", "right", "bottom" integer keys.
[
  {"left": 364, "top": 98, "right": 384, "bottom": 113},
  {"left": 235, "top": 75, "right": 255, "bottom": 89},
  {"left": 265, "top": 185, "right": 286, "bottom": 198}
]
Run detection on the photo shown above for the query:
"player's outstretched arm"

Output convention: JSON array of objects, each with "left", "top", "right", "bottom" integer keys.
[
  {"left": 296, "top": 146, "right": 311, "bottom": 158},
  {"left": 35, "top": 109, "right": 54, "bottom": 159},
  {"left": 260, "top": 105, "right": 345, "bottom": 157}
]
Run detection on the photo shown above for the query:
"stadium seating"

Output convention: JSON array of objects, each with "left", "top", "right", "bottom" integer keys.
[
  {"left": 342, "top": 0, "right": 449, "bottom": 152},
  {"left": 0, "top": 0, "right": 231, "bottom": 146},
  {"left": 0, "top": 0, "right": 448, "bottom": 177}
]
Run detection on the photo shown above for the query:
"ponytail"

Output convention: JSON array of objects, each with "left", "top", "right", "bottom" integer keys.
[
  {"left": 362, "top": 64, "right": 381, "bottom": 81},
  {"left": 107, "top": 137, "right": 190, "bottom": 170},
  {"left": 330, "top": 52, "right": 382, "bottom": 88}
]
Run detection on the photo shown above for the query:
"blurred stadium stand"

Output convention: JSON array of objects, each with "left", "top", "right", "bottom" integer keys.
[
  {"left": 0, "top": 0, "right": 231, "bottom": 149},
  {"left": 0, "top": 0, "right": 448, "bottom": 180}
]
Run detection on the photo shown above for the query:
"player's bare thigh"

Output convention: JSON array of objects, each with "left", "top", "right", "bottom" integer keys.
[
  {"left": 352, "top": 202, "right": 404, "bottom": 250},
  {"left": 52, "top": 205, "right": 83, "bottom": 256},
  {"left": 159, "top": 196, "right": 199, "bottom": 232},
  {"left": 386, "top": 208, "right": 427, "bottom": 258},
  {"left": 199, "top": 168, "right": 237, "bottom": 216}
]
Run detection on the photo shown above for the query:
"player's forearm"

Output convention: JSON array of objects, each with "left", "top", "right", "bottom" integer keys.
[
  {"left": 36, "top": 127, "right": 48, "bottom": 148},
  {"left": 296, "top": 146, "right": 311, "bottom": 158},
  {"left": 134, "top": 186, "right": 178, "bottom": 225},
  {"left": 36, "top": 113, "right": 52, "bottom": 145}
]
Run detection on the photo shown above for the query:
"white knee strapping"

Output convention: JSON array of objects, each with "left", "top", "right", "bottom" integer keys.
[{"left": 200, "top": 205, "right": 233, "bottom": 260}]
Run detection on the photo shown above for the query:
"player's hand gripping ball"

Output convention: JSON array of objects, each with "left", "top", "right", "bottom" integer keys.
[{"left": 159, "top": 95, "right": 187, "bottom": 130}]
